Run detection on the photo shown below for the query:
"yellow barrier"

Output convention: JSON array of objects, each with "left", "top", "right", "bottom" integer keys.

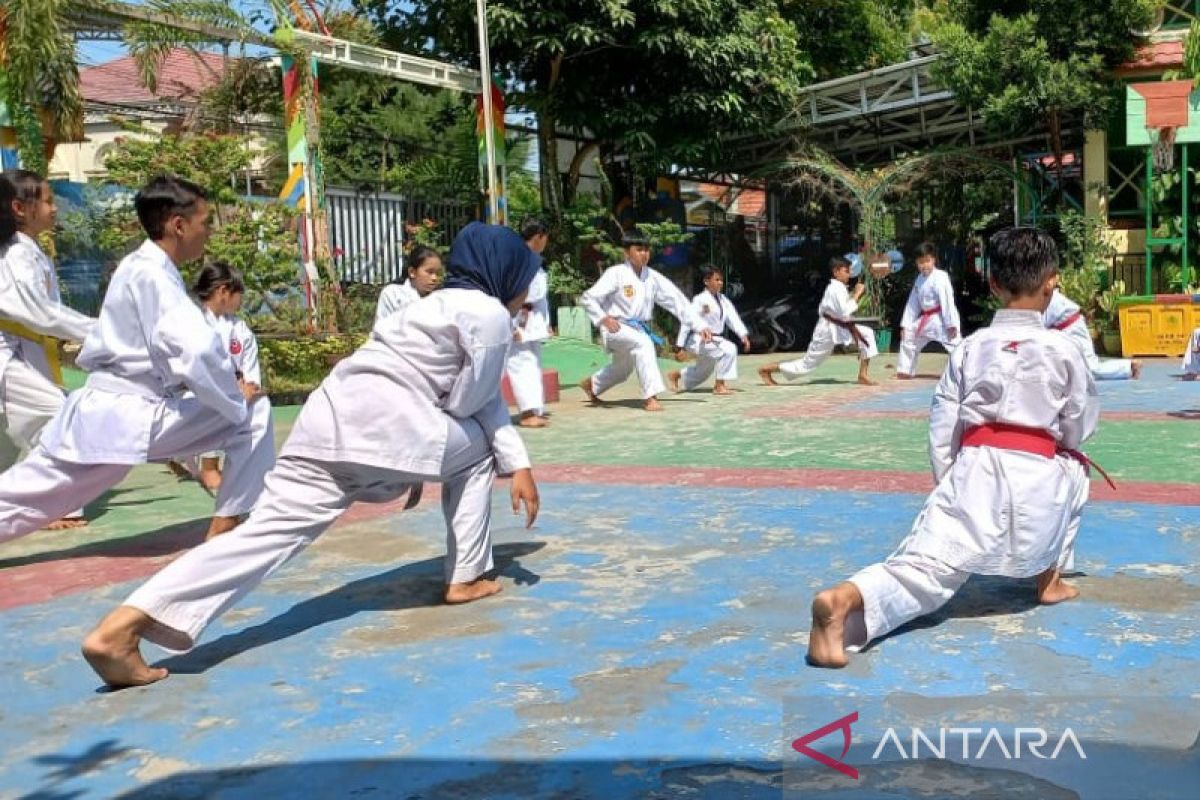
[
  {"left": 1117, "top": 295, "right": 1198, "bottom": 358},
  {"left": 0, "top": 320, "right": 64, "bottom": 385}
]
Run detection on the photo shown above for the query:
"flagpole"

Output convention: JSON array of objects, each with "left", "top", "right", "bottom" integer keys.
[{"left": 475, "top": 0, "right": 500, "bottom": 223}]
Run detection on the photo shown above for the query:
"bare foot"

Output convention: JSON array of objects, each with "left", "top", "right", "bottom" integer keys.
[
  {"left": 44, "top": 517, "right": 88, "bottom": 530},
  {"left": 1131, "top": 360, "right": 1143, "bottom": 380},
  {"left": 1036, "top": 569, "right": 1080, "bottom": 605},
  {"left": 518, "top": 414, "right": 549, "bottom": 428},
  {"left": 81, "top": 607, "right": 168, "bottom": 688},
  {"left": 713, "top": 385, "right": 733, "bottom": 395},
  {"left": 857, "top": 375, "right": 878, "bottom": 386},
  {"left": 644, "top": 396, "right": 664, "bottom": 412},
  {"left": 807, "top": 588, "right": 853, "bottom": 669},
  {"left": 895, "top": 373, "right": 913, "bottom": 380},
  {"left": 758, "top": 367, "right": 779, "bottom": 386},
  {"left": 1185, "top": 373, "right": 1199, "bottom": 382},
  {"left": 579, "top": 377, "right": 599, "bottom": 403},
  {"left": 205, "top": 515, "right": 240, "bottom": 540},
  {"left": 666, "top": 369, "right": 682, "bottom": 392},
  {"left": 444, "top": 577, "right": 503, "bottom": 604}
]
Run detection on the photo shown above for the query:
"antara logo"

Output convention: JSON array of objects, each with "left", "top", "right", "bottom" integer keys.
[{"left": 792, "top": 711, "right": 859, "bottom": 779}]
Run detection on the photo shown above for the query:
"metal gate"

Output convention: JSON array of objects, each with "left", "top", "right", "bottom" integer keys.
[{"left": 326, "top": 188, "right": 477, "bottom": 284}]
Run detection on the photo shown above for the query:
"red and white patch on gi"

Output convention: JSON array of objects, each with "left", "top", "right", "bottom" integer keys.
[{"left": 230, "top": 337, "right": 243, "bottom": 356}]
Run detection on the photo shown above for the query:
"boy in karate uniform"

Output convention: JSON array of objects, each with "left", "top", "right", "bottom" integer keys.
[
  {"left": 667, "top": 265, "right": 750, "bottom": 395},
  {"left": 505, "top": 217, "right": 552, "bottom": 427},
  {"left": 758, "top": 256, "right": 877, "bottom": 386},
  {"left": 896, "top": 242, "right": 961, "bottom": 379},
  {"left": 579, "top": 230, "right": 709, "bottom": 411},
  {"left": 0, "top": 170, "right": 97, "bottom": 529},
  {"left": 1043, "top": 287, "right": 1141, "bottom": 380},
  {"left": 807, "top": 227, "right": 1098, "bottom": 668},
  {"left": 0, "top": 175, "right": 264, "bottom": 543},
  {"left": 80, "top": 223, "right": 542, "bottom": 688}
]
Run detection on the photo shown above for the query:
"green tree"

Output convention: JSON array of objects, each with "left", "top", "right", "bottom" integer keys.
[
  {"left": 926, "top": 0, "right": 1158, "bottom": 162},
  {"left": 782, "top": 0, "right": 916, "bottom": 81},
  {"left": 353, "top": 0, "right": 810, "bottom": 218}
]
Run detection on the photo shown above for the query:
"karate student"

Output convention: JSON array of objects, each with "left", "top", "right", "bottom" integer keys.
[
  {"left": 0, "top": 170, "right": 96, "bottom": 529},
  {"left": 758, "top": 256, "right": 878, "bottom": 387},
  {"left": 1184, "top": 327, "right": 1200, "bottom": 381},
  {"left": 189, "top": 262, "right": 276, "bottom": 532},
  {"left": 578, "top": 230, "right": 710, "bottom": 412},
  {"left": 895, "top": 242, "right": 962, "bottom": 379},
  {"left": 0, "top": 175, "right": 265, "bottom": 544},
  {"left": 80, "top": 222, "right": 542, "bottom": 688},
  {"left": 807, "top": 227, "right": 1098, "bottom": 669},
  {"left": 667, "top": 265, "right": 750, "bottom": 395},
  {"left": 375, "top": 246, "right": 443, "bottom": 322},
  {"left": 1043, "top": 288, "right": 1141, "bottom": 380},
  {"left": 505, "top": 217, "right": 552, "bottom": 428}
]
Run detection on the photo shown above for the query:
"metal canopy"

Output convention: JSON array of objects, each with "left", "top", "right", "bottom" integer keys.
[{"left": 724, "top": 53, "right": 1057, "bottom": 172}]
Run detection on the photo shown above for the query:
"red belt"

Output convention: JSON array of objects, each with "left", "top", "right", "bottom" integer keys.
[
  {"left": 916, "top": 305, "right": 941, "bottom": 336},
  {"left": 1052, "top": 311, "right": 1083, "bottom": 331},
  {"left": 961, "top": 423, "right": 1116, "bottom": 490},
  {"left": 822, "top": 313, "right": 868, "bottom": 348}
]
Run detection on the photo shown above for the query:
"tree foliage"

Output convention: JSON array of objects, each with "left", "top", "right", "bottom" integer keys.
[{"left": 926, "top": 0, "right": 1158, "bottom": 151}]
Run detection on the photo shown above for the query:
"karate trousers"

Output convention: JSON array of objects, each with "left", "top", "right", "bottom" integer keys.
[
  {"left": 0, "top": 359, "right": 80, "bottom": 519},
  {"left": 0, "top": 393, "right": 263, "bottom": 544},
  {"left": 779, "top": 322, "right": 878, "bottom": 380},
  {"left": 199, "top": 396, "right": 277, "bottom": 476},
  {"left": 680, "top": 337, "right": 739, "bottom": 390},
  {"left": 506, "top": 340, "right": 545, "bottom": 414},
  {"left": 120, "top": 416, "right": 498, "bottom": 652},
  {"left": 592, "top": 325, "right": 664, "bottom": 399},
  {"left": 896, "top": 328, "right": 961, "bottom": 376}
]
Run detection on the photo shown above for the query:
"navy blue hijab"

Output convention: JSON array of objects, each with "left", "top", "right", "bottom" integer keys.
[{"left": 443, "top": 222, "right": 541, "bottom": 305}]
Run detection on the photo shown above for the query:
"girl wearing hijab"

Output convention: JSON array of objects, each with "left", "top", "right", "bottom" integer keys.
[{"left": 82, "top": 223, "right": 543, "bottom": 688}]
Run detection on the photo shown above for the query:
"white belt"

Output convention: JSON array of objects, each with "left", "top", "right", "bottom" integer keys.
[{"left": 85, "top": 371, "right": 176, "bottom": 400}]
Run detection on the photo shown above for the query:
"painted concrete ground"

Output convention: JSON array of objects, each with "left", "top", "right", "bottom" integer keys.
[{"left": 2, "top": 346, "right": 1199, "bottom": 799}]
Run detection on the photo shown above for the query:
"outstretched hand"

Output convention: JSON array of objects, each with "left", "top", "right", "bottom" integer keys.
[
  {"left": 741, "top": 336, "right": 751, "bottom": 352},
  {"left": 238, "top": 380, "right": 263, "bottom": 402},
  {"left": 511, "top": 468, "right": 540, "bottom": 528}
]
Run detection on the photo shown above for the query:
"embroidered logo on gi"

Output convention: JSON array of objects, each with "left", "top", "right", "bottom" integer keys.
[
  {"left": 701, "top": 304, "right": 712, "bottom": 314},
  {"left": 622, "top": 284, "right": 636, "bottom": 299},
  {"left": 1001, "top": 340, "right": 1023, "bottom": 354},
  {"left": 792, "top": 711, "right": 859, "bottom": 779},
  {"left": 230, "top": 338, "right": 243, "bottom": 356}
]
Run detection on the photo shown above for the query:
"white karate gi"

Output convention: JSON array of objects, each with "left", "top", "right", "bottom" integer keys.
[
  {"left": 505, "top": 268, "right": 550, "bottom": 414},
  {"left": 0, "top": 232, "right": 95, "bottom": 471},
  {"left": 0, "top": 240, "right": 263, "bottom": 543},
  {"left": 1041, "top": 290, "right": 1133, "bottom": 380},
  {"left": 778, "top": 280, "right": 878, "bottom": 379},
  {"left": 117, "top": 287, "right": 531, "bottom": 652},
  {"left": 674, "top": 290, "right": 748, "bottom": 389},
  {"left": 375, "top": 280, "right": 420, "bottom": 322},
  {"left": 197, "top": 308, "right": 276, "bottom": 481},
  {"left": 840, "top": 309, "right": 1098, "bottom": 650},
  {"left": 1184, "top": 328, "right": 1200, "bottom": 376},
  {"left": 580, "top": 261, "right": 702, "bottom": 399},
  {"left": 896, "top": 267, "right": 962, "bottom": 376}
]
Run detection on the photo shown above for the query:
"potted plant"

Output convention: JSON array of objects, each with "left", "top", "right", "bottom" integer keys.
[{"left": 1095, "top": 280, "right": 1126, "bottom": 356}]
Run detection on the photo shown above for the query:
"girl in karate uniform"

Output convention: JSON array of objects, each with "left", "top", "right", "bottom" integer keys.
[
  {"left": 190, "top": 262, "right": 276, "bottom": 536},
  {"left": 0, "top": 170, "right": 97, "bottom": 528},
  {"left": 1185, "top": 327, "right": 1200, "bottom": 380},
  {"left": 81, "top": 222, "right": 542, "bottom": 688},
  {"left": 374, "top": 246, "right": 443, "bottom": 322},
  {"left": 895, "top": 242, "right": 961, "bottom": 378},
  {"left": 667, "top": 265, "right": 750, "bottom": 395}
]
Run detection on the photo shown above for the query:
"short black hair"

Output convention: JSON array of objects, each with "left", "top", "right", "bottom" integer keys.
[
  {"left": 193, "top": 260, "right": 245, "bottom": 301},
  {"left": 0, "top": 169, "right": 48, "bottom": 243},
  {"left": 829, "top": 256, "right": 851, "bottom": 273},
  {"left": 135, "top": 175, "right": 208, "bottom": 240},
  {"left": 986, "top": 227, "right": 1059, "bottom": 296},
  {"left": 622, "top": 229, "right": 650, "bottom": 248},
  {"left": 699, "top": 264, "right": 723, "bottom": 283},
  {"left": 406, "top": 245, "right": 441, "bottom": 275},
  {"left": 915, "top": 241, "right": 937, "bottom": 260},
  {"left": 520, "top": 216, "right": 549, "bottom": 241}
]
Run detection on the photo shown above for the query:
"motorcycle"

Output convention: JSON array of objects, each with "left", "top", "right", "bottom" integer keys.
[{"left": 737, "top": 292, "right": 815, "bottom": 353}]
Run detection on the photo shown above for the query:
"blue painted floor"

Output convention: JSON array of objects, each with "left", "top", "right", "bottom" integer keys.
[{"left": 2, "top": 483, "right": 1198, "bottom": 798}]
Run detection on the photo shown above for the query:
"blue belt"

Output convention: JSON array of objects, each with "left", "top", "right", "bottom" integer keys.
[{"left": 619, "top": 318, "right": 664, "bottom": 346}]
